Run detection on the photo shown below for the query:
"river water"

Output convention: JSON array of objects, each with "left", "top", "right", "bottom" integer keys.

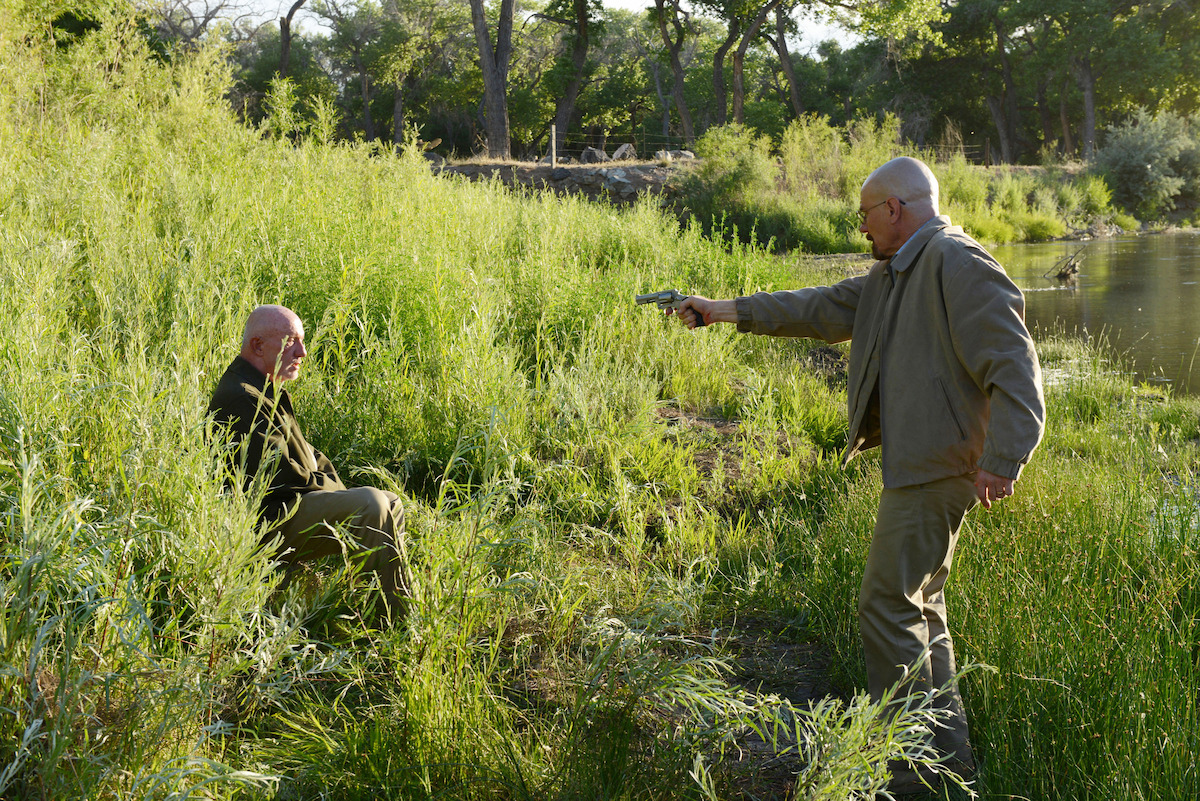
[{"left": 992, "top": 232, "right": 1200, "bottom": 395}]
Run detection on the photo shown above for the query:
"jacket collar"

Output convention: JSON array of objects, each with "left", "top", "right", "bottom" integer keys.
[
  {"left": 888, "top": 215, "right": 951, "bottom": 275},
  {"left": 230, "top": 355, "right": 273, "bottom": 394}
]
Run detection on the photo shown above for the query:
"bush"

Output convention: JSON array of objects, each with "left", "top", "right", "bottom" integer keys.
[
  {"left": 1053, "top": 182, "right": 1080, "bottom": 217},
  {"left": 939, "top": 156, "right": 989, "bottom": 214},
  {"left": 1077, "top": 173, "right": 1113, "bottom": 217},
  {"left": 1175, "top": 119, "right": 1200, "bottom": 204},
  {"left": 962, "top": 212, "right": 1019, "bottom": 245},
  {"left": 990, "top": 173, "right": 1033, "bottom": 212},
  {"left": 683, "top": 123, "right": 862, "bottom": 253},
  {"left": 779, "top": 114, "right": 844, "bottom": 199},
  {"left": 839, "top": 114, "right": 902, "bottom": 198},
  {"left": 1015, "top": 211, "right": 1067, "bottom": 241},
  {"left": 1095, "top": 108, "right": 1193, "bottom": 219},
  {"left": 689, "top": 123, "right": 775, "bottom": 200},
  {"left": 1112, "top": 211, "right": 1141, "bottom": 231}
]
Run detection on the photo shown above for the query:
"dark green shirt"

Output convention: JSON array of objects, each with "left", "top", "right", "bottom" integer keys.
[{"left": 208, "top": 356, "right": 346, "bottom": 524}]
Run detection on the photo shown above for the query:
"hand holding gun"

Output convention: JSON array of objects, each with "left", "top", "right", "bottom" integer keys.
[{"left": 635, "top": 289, "right": 705, "bottom": 327}]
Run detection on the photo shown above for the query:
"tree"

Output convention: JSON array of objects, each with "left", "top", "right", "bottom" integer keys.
[
  {"left": 533, "top": 0, "right": 603, "bottom": 157},
  {"left": 652, "top": 0, "right": 695, "bottom": 145},
  {"left": 762, "top": 1, "right": 804, "bottom": 118},
  {"left": 731, "top": 0, "right": 781, "bottom": 122},
  {"left": 279, "top": 0, "right": 306, "bottom": 78},
  {"left": 316, "top": 0, "right": 385, "bottom": 141},
  {"left": 468, "top": 0, "right": 516, "bottom": 157}
]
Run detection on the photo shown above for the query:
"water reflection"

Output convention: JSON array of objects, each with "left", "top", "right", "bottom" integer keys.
[{"left": 993, "top": 232, "right": 1200, "bottom": 395}]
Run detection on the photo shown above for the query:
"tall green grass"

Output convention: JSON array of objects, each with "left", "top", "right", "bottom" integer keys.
[{"left": 3, "top": 10, "right": 1199, "bottom": 800}]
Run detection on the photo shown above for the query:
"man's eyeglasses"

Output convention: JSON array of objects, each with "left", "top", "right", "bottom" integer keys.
[{"left": 856, "top": 197, "right": 906, "bottom": 223}]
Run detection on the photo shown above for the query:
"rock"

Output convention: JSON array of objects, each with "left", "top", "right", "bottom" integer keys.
[
  {"left": 537, "top": 155, "right": 553, "bottom": 165},
  {"left": 581, "top": 146, "right": 611, "bottom": 164},
  {"left": 424, "top": 152, "right": 446, "bottom": 169},
  {"left": 612, "top": 143, "right": 637, "bottom": 160},
  {"left": 669, "top": 149, "right": 695, "bottom": 160},
  {"left": 549, "top": 167, "right": 571, "bottom": 181},
  {"left": 654, "top": 149, "right": 673, "bottom": 163}
]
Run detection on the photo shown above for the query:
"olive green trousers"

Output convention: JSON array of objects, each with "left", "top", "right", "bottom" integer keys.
[
  {"left": 859, "top": 473, "right": 978, "bottom": 765},
  {"left": 272, "top": 486, "right": 410, "bottom": 620}
]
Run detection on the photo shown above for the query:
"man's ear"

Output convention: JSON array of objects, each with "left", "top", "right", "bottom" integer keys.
[{"left": 248, "top": 336, "right": 264, "bottom": 356}]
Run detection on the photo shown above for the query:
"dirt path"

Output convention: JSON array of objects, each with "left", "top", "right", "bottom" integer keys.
[{"left": 715, "top": 614, "right": 837, "bottom": 800}]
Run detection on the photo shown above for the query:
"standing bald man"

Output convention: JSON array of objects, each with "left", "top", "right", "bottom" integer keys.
[
  {"left": 676, "top": 157, "right": 1044, "bottom": 792},
  {"left": 208, "top": 305, "right": 410, "bottom": 621}
]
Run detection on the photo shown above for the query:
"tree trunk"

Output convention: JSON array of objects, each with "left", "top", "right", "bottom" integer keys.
[
  {"left": 767, "top": 4, "right": 803, "bottom": 118},
  {"left": 468, "top": 0, "right": 515, "bottom": 158},
  {"left": 991, "top": 16, "right": 1020, "bottom": 163},
  {"left": 356, "top": 53, "right": 375, "bottom": 141},
  {"left": 732, "top": 0, "right": 780, "bottom": 124},
  {"left": 1059, "top": 76, "right": 1075, "bottom": 157},
  {"left": 985, "top": 95, "right": 1014, "bottom": 164},
  {"left": 392, "top": 81, "right": 405, "bottom": 148},
  {"left": 1074, "top": 55, "right": 1096, "bottom": 161},
  {"left": 648, "top": 60, "right": 671, "bottom": 139},
  {"left": 654, "top": 0, "right": 694, "bottom": 146},
  {"left": 278, "top": 0, "right": 307, "bottom": 78},
  {"left": 551, "top": 0, "right": 591, "bottom": 158},
  {"left": 713, "top": 17, "right": 740, "bottom": 126},
  {"left": 1035, "top": 76, "right": 1055, "bottom": 150}
]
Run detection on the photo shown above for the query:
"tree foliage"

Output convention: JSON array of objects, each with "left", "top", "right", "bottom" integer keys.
[{"left": 113, "top": 0, "right": 1200, "bottom": 214}]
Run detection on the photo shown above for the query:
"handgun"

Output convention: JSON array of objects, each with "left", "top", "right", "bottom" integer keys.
[{"left": 634, "top": 289, "right": 705, "bottom": 327}]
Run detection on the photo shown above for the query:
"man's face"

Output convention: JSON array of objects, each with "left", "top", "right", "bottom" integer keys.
[
  {"left": 260, "top": 316, "right": 307, "bottom": 382},
  {"left": 858, "top": 192, "right": 897, "bottom": 261}
]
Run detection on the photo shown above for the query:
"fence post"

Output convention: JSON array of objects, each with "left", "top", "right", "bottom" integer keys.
[{"left": 550, "top": 124, "right": 556, "bottom": 168}]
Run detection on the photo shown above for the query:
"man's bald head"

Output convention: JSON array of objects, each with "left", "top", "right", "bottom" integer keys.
[
  {"left": 857, "top": 157, "right": 940, "bottom": 260},
  {"left": 861, "top": 157, "right": 940, "bottom": 218},
  {"left": 241, "top": 304, "right": 307, "bottom": 382}
]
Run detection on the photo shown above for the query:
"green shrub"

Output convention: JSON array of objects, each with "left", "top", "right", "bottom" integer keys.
[
  {"left": 1053, "top": 182, "right": 1082, "bottom": 219},
  {"left": 1015, "top": 211, "right": 1067, "bottom": 241},
  {"left": 1175, "top": 119, "right": 1200, "bottom": 204},
  {"left": 1095, "top": 108, "right": 1191, "bottom": 219},
  {"left": 779, "top": 114, "right": 844, "bottom": 199},
  {"left": 990, "top": 173, "right": 1032, "bottom": 212},
  {"left": 1112, "top": 211, "right": 1141, "bottom": 231},
  {"left": 689, "top": 122, "right": 775, "bottom": 200},
  {"left": 961, "top": 212, "right": 1019, "bottom": 245},
  {"left": 1077, "top": 173, "right": 1114, "bottom": 217},
  {"left": 1031, "top": 185, "right": 1059, "bottom": 216},
  {"left": 939, "top": 155, "right": 989, "bottom": 214}
]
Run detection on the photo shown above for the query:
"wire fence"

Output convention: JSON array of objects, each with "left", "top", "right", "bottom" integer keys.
[
  {"left": 547, "top": 131, "right": 997, "bottom": 166},
  {"left": 544, "top": 130, "right": 695, "bottom": 163}
]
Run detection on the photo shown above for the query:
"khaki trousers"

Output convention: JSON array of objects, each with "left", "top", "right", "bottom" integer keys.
[
  {"left": 272, "top": 486, "right": 410, "bottom": 618},
  {"left": 859, "top": 473, "right": 978, "bottom": 764}
]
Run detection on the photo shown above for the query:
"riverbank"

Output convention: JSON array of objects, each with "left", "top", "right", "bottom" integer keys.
[{"left": 435, "top": 149, "right": 1157, "bottom": 254}]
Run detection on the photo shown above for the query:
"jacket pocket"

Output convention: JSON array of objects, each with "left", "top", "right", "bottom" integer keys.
[{"left": 935, "top": 376, "right": 967, "bottom": 441}]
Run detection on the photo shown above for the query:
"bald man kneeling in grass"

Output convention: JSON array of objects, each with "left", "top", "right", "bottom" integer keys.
[{"left": 208, "top": 305, "right": 410, "bottom": 622}]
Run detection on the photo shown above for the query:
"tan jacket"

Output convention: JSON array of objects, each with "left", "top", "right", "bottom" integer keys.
[{"left": 735, "top": 216, "right": 1045, "bottom": 488}]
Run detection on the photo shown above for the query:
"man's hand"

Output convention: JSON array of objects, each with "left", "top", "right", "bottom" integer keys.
[
  {"left": 674, "top": 296, "right": 737, "bottom": 328},
  {"left": 975, "top": 469, "right": 1015, "bottom": 510}
]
